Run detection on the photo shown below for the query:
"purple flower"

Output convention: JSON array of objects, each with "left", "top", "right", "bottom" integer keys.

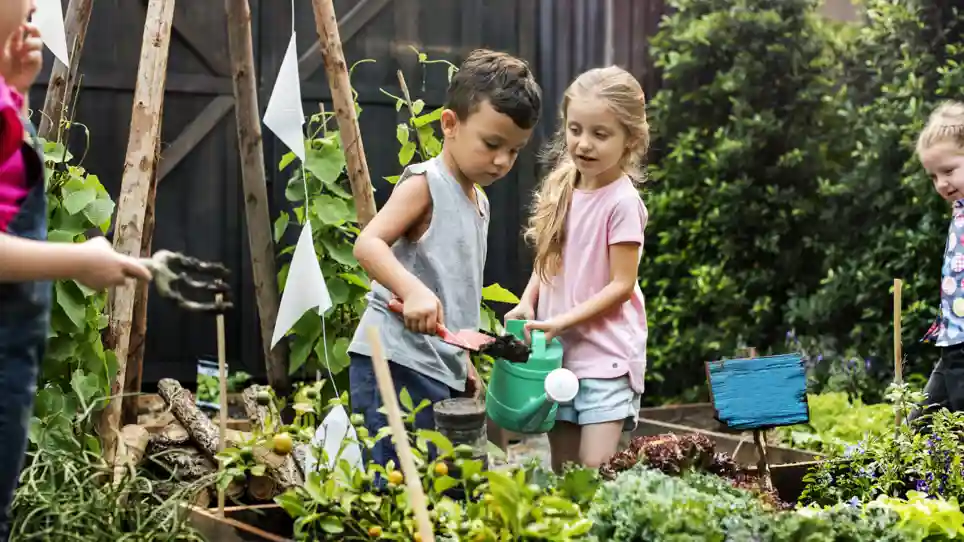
[
  {"left": 847, "top": 496, "right": 860, "bottom": 507},
  {"left": 916, "top": 479, "right": 929, "bottom": 492},
  {"left": 864, "top": 358, "right": 872, "bottom": 370}
]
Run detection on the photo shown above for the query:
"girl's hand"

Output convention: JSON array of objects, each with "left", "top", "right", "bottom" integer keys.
[
  {"left": 1, "top": 23, "right": 43, "bottom": 94},
  {"left": 74, "top": 237, "right": 153, "bottom": 290},
  {"left": 523, "top": 319, "right": 566, "bottom": 343},
  {"left": 504, "top": 301, "right": 535, "bottom": 324}
]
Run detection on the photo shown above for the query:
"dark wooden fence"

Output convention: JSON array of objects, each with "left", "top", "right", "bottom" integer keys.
[{"left": 28, "top": 0, "right": 671, "bottom": 386}]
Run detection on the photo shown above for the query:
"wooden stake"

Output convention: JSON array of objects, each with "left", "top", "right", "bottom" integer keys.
[
  {"left": 311, "top": 0, "right": 377, "bottom": 227},
  {"left": 38, "top": 0, "right": 94, "bottom": 140},
  {"left": 894, "top": 278, "right": 903, "bottom": 426},
  {"left": 224, "top": 0, "right": 289, "bottom": 393},
  {"left": 216, "top": 294, "right": 229, "bottom": 516},
  {"left": 746, "top": 347, "right": 772, "bottom": 492},
  {"left": 98, "top": 0, "right": 175, "bottom": 465},
  {"left": 365, "top": 327, "right": 435, "bottom": 542},
  {"left": 120, "top": 137, "right": 160, "bottom": 427}
]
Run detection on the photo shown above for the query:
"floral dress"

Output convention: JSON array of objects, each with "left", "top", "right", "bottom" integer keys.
[{"left": 922, "top": 200, "right": 964, "bottom": 346}]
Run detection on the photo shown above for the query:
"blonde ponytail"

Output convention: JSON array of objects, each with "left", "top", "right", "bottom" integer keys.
[{"left": 524, "top": 147, "right": 579, "bottom": 282}]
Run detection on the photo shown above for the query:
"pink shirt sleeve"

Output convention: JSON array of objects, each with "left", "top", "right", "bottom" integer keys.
[{"left": 607, "top": 194, "right": 647, "bottom": 246}]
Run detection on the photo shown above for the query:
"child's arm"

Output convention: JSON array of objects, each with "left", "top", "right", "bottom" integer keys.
[
  {"left": 353, "top": 174, "right": 441, "bottom": 334},
  {"left": 0, "top": 234, "right": 151, "bottom": 287},
  {"left": 505, "top": 271, "right": 540, "bottom": 322},
  {"left": 527, "top": 243, "right": 639, "bottom": 340}
]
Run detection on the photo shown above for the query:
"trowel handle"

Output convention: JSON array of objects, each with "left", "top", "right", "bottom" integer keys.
[{"left": 387, "top": 298, "right": 449, "bottom": 337}]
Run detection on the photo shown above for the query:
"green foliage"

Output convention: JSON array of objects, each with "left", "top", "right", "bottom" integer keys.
[
  {"left": 799, "top": 384, "right": 964, "bottom": 506},
  {"left": 12, "top": 440, "right": 205, "bottom": 540},
  {"left": 273, "top": 390, "right": 594, "bottom": 541},
  {"left": 785, "top": 0, "right": 964, "bottom": 378},
  {"left": 588, "top": 466, "right": 768, "bottom": 541},
  {"left": 32, "top": 131, "right": 116, "bottom": 454},
  {"left": 775, "top": 392, "right": 893, "bottom": 453},
  {"left": 641, "top": 0, "right": 850, "bottom": 402},
  {"left": 874, "top": 491, "right": 964, "bottom": 540}
]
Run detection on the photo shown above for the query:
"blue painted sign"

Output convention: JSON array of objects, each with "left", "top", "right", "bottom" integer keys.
[{"left": 705, "top": 353, "right": 809, "bottom": 431}]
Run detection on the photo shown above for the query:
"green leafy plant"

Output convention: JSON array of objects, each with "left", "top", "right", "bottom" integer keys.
[
  {"left": 196, "top": 370, "right": 251, "bottom": 406},
  {"left": 31, "top": 130, "right": 117, "bottom": 454},
  {"left": 774, "top": 391, "right": 893, "bottom": 454},
  {"left": 272, "top": 387, "right": 594, "bottom": 541},
  {"left": 12, "top": 430, "right": 205, "bottom": 540}
]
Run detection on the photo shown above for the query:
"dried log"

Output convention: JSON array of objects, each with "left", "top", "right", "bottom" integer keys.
[
  {"left": 241, "top": 384, "right": 303, "bottom": 489},
  {"left": 155, "top": 480, "right": 212, "bottom": 509},
  {"left": 113, "top": 424, "right": 150, "bottom": 484},
  {"left": 152, "top": 422, "right": 190, "bottom": 448},
  {"left": 246, "top": 475, "right": 278, "bottom": 502},
  {"left": 157, "top": 378, "right": 220, "bottom": 457},
  {"left": 151, "top": 445, "right": 217, "bottom": 481}
]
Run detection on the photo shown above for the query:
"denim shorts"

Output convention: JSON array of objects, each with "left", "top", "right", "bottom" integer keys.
[{"left": 554, "top": 376, "right": 640, "bottom": 432}]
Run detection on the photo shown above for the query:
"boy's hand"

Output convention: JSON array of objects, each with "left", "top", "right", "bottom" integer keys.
[
  {"left": 74, "top": 237, "right": 153, "bottom": 290},
  {"left": 0, "top": 23, "right": 43, "bottom": 94},
  {"left": 504, "top": 301, "right": 535, "bottom": 324},
  {"left": 402, "top": 285, "right": 444, "bottom": 335},
  {"left": 466, "top": 357, "right": 482, "bottom": 400}
]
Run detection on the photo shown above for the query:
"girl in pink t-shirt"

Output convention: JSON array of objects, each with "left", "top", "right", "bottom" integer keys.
[{"left": 506, "top": 66, "right": 649, "bottom": 471}]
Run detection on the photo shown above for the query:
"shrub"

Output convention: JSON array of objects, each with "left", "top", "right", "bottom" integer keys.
[
  {"left": 641, "top": 0, "right": 848, "bottom": 402},
  {"left": 785, "top": 0, "right": 964, "bottom": 382}
]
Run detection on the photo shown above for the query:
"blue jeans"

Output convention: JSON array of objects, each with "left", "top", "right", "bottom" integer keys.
[
  {"left": 0, "top": 120, "right": 49, "bottom": 541},
  {"left": 348, "top": 353, "right": 455, "bottom": 472}
]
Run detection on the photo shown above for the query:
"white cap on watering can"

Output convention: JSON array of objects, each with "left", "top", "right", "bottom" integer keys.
[{"left": 544, "top": 368, "right": 579, "bottom": 403}]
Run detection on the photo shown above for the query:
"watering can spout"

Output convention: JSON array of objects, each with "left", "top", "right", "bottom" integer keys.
[{"left": 517, "top": 368, "right": 579, "bottom": 433}]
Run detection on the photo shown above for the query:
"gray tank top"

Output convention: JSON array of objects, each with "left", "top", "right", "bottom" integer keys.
[{"left": 348, "top": 156, "right": 489, "bottom": 391}]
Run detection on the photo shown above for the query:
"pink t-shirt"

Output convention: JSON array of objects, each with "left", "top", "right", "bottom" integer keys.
[
  {"left": 0, "top": 77, "right": 27, "bottom": 233},
  {"left": 536, "top": 175, "right": 648, "bottom": 394}
]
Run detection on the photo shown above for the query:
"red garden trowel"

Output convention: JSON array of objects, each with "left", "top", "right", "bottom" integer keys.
[{"left": 387, "top": 298, "right": 531, "bottom": 363}]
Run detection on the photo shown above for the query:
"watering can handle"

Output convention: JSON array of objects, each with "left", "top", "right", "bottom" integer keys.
[{"left": 530, "top": 330, "right": 547, "bottom": 358}]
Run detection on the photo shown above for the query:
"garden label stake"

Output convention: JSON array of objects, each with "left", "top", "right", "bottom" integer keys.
[
  {"left": 310, "top": 0, "right": 377, "bottom": 227},
  {"left": 97, "top": 0, "right": 175, "bottom": 466},
  {"left": 216, "top": 293, "right": 229, "bottom": 516},
  {"left": 705, "top": 347, "right": 809, "bottom": 492},
  {"left": 366, "top": 327, "right": 436, "bottom": 542},
  {"left": 894, "top": 278, "right": 903, "bottom": 427},
  {"left": 225, "top": 0, "right": 289, "bottom": 394}
]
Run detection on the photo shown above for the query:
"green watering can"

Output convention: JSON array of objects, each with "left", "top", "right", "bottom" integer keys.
[{"left": 485, "top": 320, "right": 579, "bottom": 434}]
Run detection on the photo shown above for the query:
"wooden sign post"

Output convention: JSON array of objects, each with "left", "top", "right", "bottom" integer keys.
[
  {"left": 310, "top": 0, "right": 377, "bottom": 227},
  {"left": 224, "top": 0, "right": 289, "bottom": 394},
  {"left": 705, "top": 349, "right": 809, "bottom": 491},
  {"left": 98, "top": 0, "right": 176, "bottom": 464}
]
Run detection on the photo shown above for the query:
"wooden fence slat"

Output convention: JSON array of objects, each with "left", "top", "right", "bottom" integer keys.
[
  {"left": 298, "top": 0, "right": 393, "bottom": 79},
  {"left": 38, "top": 0, "right": 94, "bottom": 140}
]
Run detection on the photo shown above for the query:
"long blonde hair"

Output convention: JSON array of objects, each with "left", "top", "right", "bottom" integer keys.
[
  {"left": 524, "top": 66, "right": 650, "bottom": 282},
  {"left": 918, "top": 101, "right": 964, "bottom": 155}
]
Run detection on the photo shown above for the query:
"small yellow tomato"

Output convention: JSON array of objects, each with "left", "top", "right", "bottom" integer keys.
[
  {"left": 434, "top": 462, "right": 449, "bottom": 477},
  {"left": 387, "top": 470, "right": 404, "bottom": 485},
  {"left": 272, "top": 432, "right": 293, "bottom": 455}
]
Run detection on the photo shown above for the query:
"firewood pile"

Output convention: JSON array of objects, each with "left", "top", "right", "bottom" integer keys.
[{"left": 123, "top": 378, "right": 305, "bottom": 507}]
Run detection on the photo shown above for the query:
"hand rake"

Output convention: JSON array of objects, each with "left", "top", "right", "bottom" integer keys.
[{"left": 140, "top": 250, "right": 233, "bottom": 313}]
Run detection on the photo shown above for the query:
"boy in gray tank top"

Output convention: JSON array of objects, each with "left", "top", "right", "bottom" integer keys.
[{"left": 348, "top": 49, "right": 542, "bottom": 471}]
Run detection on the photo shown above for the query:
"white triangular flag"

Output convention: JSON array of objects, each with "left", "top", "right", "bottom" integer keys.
[
  {"left": 33, "top": 0, "right": 69, "bottom": 66},
  {"left": 301, "top": 405, "right": 363, "bottom": 474},
  {"left": 263, "top": 32, "right": 305, "bottom": 162},
  {"left": 271, "top": 221, "right": 331, "bottom": 347}
]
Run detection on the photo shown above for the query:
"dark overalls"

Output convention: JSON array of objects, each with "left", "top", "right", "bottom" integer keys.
[{"left": 0, "top": 118, "right": 50, "bottom": 541}]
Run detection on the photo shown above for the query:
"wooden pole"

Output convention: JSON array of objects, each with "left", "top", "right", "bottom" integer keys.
[
  {"left": 216, "top": 294, "right": 229, "bottom": 516},
  {"left": 119, "top": 136, "right": 160, "bottom": 427},
  {"left": 224, "top": 0, "right": 289, "bottom": 393},
  {"left": 38, "top": 0, "right": 95, "bottom": 140},
  {"left": 746, "top": 347, "right": 772, "bottom": 492},
  {"left": 365, "top": 327, "right": 435, "bottom": 542},
  {"left": 894, "top": 278, "right": 903, "bottom": 426},
  {"left": 97, "top": 0, "right": 175, "bottom": 464},
  {"left": 310, "top": 0, "right": 377, "bottom": 227}
]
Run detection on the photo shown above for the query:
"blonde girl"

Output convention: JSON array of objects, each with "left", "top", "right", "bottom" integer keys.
[
  {"left": 505, "top": 66, "right": 649, "bottom": 470},
  {"left": 913, "top": 101, "right": 964, "bottom": 425}
]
